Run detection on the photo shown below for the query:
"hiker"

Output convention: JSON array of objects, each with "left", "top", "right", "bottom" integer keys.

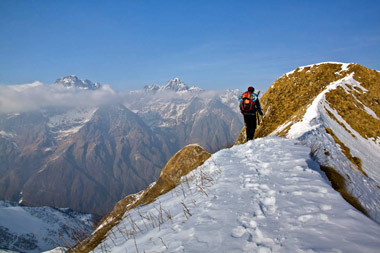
[{"left": 239, "top": 86, "right": 263, "bottom": 140}]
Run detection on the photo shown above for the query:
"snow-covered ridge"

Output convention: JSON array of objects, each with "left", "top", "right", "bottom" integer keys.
[
  {"left": 287, "top": 73, "right": 358, "bottom": 139},
  {"left": 273, "top": 69, "right": 380, "bottom": 222},
  {"left": 286, "top": 72, "right": 380, "bottom": 179},
  {"left": 93, "top": 137, "right": 380, "bottom": 252}
]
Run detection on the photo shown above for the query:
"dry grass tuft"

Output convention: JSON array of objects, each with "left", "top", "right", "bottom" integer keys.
[
  {"left": 255, "top": 63, "right": 344, "bottom": 138},
  {"left": 73, "top": 145, "right": 211, "bottom": 252},
  {"left": 234, "top": 125, "right": 247, "bottom": 145},
  {"left": 325, "top": 128, "right": 368, "bottom": 177},
  {"left": 319, "top": 165, "right": 368, "bottom": 216},
  {"left": 325, "top": 64, "right": 380, "bottom": 140},
  {"left": 324, "top": 107, "right": 356, "bottom": 138}
]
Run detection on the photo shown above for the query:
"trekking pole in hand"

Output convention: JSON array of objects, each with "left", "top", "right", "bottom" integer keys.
[{"left": 262, "top": 115, "right": 266, "bottom": 136}]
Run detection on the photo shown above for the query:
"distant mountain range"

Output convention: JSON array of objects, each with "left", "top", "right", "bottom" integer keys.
[{"left": 0, "top": 76, "right": 243, "bottom": 215}]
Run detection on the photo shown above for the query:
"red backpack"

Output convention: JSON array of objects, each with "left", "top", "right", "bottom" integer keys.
[{"left": 240, "top": 91, "right": 256, "bottom": 113}]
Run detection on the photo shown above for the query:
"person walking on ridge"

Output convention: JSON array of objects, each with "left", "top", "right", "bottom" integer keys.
[{"left": 239, "top": 86, "right": 263, "bottom": 141}]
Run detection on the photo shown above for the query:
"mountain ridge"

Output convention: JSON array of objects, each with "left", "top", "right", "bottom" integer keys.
[{"left": 237, "top": 62, "right": 380, "bottom": 222}]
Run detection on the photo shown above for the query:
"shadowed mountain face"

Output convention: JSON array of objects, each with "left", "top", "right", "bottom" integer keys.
[
  {"left": 1, "top": 105, "right": 172, "bottom": 215},
  {"left": 148, "top": 97, "right": 243, "bottom": 153},
  {"left": 0, "top": 112, "right": 52, "bottom": 201},
  {"left": 0, "top": 77, "right": 243, "bottom": 215}
]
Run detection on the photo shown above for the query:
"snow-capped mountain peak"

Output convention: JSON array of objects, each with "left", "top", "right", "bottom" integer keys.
[
  {"left": 54, "top": 75, "right": 101, "bottom": 90},
  {"left": 164, "top": 77, "right": 188, "bottom": 91},
  {"left": 144, "top": 78, "right": 203, "bottom": 92}
]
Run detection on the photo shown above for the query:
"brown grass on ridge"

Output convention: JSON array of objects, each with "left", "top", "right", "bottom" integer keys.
[
  {"left": 325, "top": 128, "right": 368, "bottom": 177},
  {"left": 73, "top": 144, "right": 211, "bottom": 252},
  {"left": 319, "top": 165, "right": 368, "bottom": 216}
]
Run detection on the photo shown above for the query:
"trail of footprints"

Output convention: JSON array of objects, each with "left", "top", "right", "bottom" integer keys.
[{"left": 230, "top": 143, "right": 333, "bottom": 252}]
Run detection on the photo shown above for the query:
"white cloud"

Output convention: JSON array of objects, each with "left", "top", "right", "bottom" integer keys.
[{"left": 0, "top": 82, "right": 123, "bottom": 113}]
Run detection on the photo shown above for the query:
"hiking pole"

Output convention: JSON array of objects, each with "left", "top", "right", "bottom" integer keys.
[
  {"left": 256, "top": 111, "right": 260, "bottom": 126},
  {"left": 262, "top": 115, "right": 266, "bottom": 136}
]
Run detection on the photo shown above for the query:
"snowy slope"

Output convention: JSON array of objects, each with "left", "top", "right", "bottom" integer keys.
[
  {"left": 274, "top": 63, "right": 380, "bottom": 222},
  {"left": 93, "top": 137, "right": 380, "bottom": 252},
  {"left": 46, "top": 107, "right": 98, "bottom": 141},
  {"left": 0, "top": 201, "right": 94, "bottom": 253}
]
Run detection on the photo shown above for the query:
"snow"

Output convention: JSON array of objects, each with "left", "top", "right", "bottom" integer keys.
[
  {"left": 0, "top": 130, "right": 16, "bottom": 138},
  {"left": 93, "top": 137, "right": 380, "bottom": 252},
  {"left": 125, "top": 87, "right": 242, "bottom": 130},
  {"left": 47, "top": 107, "right": 97, "bottom": 140},
  {"left": 0, "top": 201, "right": 94, "bottom": 253},
  {"left": 54, "top": 75, "right": 101, "bottom": 90},
  {"left": 41, "top": 247, "right": 67, "bottom": 253},
  {"left": 287, "top": 73, "right": 356, "bottom": 139},
  {"left": 272, "top": 121, "right": 292, "bottom": 135},
  {"left": 352, "top": 94, "right": 379, "bottom": 119},
  {"left": 324, "top": 102, "right": 380, "bottom": 183},
  {"left": 282, "top": 72, "right": 380, "bottom": 222}
]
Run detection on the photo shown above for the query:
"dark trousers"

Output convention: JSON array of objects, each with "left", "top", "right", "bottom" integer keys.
[{"left": 244, "top": 114, "right": 257, "bottom": 140}]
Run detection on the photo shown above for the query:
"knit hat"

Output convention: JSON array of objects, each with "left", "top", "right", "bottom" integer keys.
[{"left": 248, "top": 86, "right": 254, "bottom": 92}]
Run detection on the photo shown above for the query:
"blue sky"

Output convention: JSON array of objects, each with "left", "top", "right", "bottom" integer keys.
[{"left": 1, "top": 0, "right": 379, "bottom": 92}]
